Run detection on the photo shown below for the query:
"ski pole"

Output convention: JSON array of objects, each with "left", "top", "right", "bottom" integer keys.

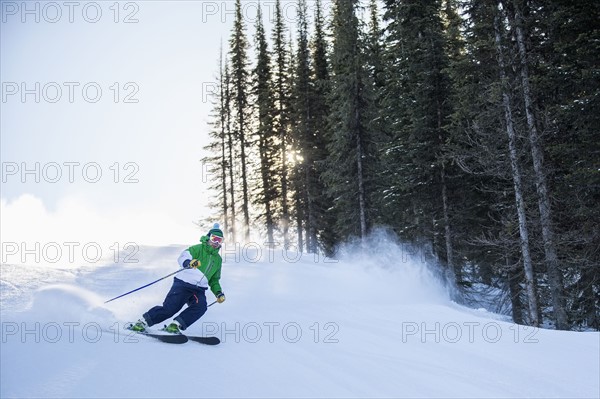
[
  {"left": 207, "top": 300, "right": 217, "bottom": 307},
  {"left": 104, "top": 269, "right": 184, "bottom": 304}
]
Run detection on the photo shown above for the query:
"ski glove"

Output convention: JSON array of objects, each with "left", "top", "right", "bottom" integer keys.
[
  {"left": 183, "top": 259, "right": 200, "bottom": 269},
  {"left": 216, "top": 292, "right": 226, "bottom": 303}
]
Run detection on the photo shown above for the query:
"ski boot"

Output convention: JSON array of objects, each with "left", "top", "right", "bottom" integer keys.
[
  {"left": 163, "top": 322, "right": 182, "bottom": 334},
  {"left": 129, "top": 319, "right": 147, "bottom": 333}
]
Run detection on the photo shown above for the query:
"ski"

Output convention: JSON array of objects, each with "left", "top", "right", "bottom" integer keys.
[
  {"left": 124, "top": 323, "right": 188, "bottom": 344},
  {"left": 143, "top": 332, "right": 189, "bottom": 344},
  {"left": 123, "top": 322, "right": 218, "bottom": 344},
  {"left": 128, "top": 332, "right": 217, "bottom": 345},
  {"left": 186, "top": 336, "right": 221, "bottom": 345}
]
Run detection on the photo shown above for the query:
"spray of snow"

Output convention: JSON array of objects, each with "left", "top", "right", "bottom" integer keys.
[
  {"left": 331, "top": 228, "right": 454, "bottom": 304},
  {"left": 23, "top": 284, "right": 115, "bottom": 326}
]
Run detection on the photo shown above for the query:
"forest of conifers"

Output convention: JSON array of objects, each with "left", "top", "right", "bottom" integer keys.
[{"left": 202, "top": 0, "right": 599, "bottom": 331}]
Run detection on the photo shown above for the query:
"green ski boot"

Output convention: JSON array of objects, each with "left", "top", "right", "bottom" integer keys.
[
  {"left": 130, "top": 319, "right": 147, "bottom": 333},
  {"left": 164, "top": 322, "right": 182, "bottom": 334}
]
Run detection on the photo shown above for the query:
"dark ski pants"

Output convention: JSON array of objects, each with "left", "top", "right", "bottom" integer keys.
[{"left": 143, "top": 278, "right": 207, "bottom": 330}]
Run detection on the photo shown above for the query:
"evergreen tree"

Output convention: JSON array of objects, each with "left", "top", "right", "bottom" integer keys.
[
  {"left": 229, "top": 0, "right": 252, "bottom": 240},
  {"left": 218, "top": 47, "right": 230, "bottom": 234},
  {"left": 310, "top": 0, "right": 337, "bottom": 254},
  {"left": 252, "top": 3, "right": 279, "bottom": 244},
  {"left": 494, "top": 6, "right": 540, "bottom": 326},
  {"left": 503, "top": 0, "right": 568, "bottom": 330},
  {"left": 271, "top": 0, "right": 293, "bottom": 247},
  {"left": 531, "top": 0, "right": 600, "bottom": 329},
  {"left": 223, "top": 61, "right": 237, "bottom": 241},
  {"left": 325, "top": 0, "right": 378, "bottom": 243},
  {"left": 290, "top": 0, "right": 312, "bottom": 252},
  {"left": 381, "top": 0, "right": 456, "bottom": 268},
  {"left": 202, "top": 48, "right": 229, "bottom": 227}
]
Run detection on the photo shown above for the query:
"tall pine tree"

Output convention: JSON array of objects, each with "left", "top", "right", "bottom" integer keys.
[
  {"left": 325, "top": 0, "right": 378, "bottom": 243},
  {"left": 310, "top": 0, "right": 337, "bottom": 254},
  {"left": 290, "top": 0, "right": 312, "bottom": 252},
  {"left": 252, "top": 3, "right": 279, "bottom": 244},
  {"left": 229, "top": 0, "right": 252, "bottom": 240},
  {"left": 381, "top": 0, "right": 456, "bottom": 269},
  {"left": 271, "top": 0, "right": 293, "bottom": 247}
]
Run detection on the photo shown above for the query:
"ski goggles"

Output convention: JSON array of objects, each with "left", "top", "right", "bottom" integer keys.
[{"left": 209, "top": 235, "right": 224, "bottom": 245}]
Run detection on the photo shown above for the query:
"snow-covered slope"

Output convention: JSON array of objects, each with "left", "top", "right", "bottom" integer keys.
[{"left": 1, "top": 242, "right": 598, "bottom": 398}]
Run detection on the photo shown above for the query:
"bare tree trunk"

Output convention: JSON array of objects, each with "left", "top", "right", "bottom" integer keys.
[
  {"left": 494, "top": 13, "right": 540, "bottom": 326},
  {"left": 219, "top": 48, "right": 229, "bottom": 235},
  {"left": 506, "top": 257, "right": 525, "bottom": 325},
  {"left": 239, "top": 104, "right": 250, "bottom": 241},
  {"left": 227, "top": 131, "right": 236, "bottom": 241},
  {"left": 441, "top": 167, "right": 458, "bottom": 281},
  {"left": 580, "top": 267, "right": 599, "bottom": 329},
  {"left": 304, "top": 85, "right": 316, "bottom": 253},
  {"left": 224, "top": 64, "right": 236, "bottom": 242},
  {"left": 355, "top": 108, "right": 367, "bottom": 244},
  {"left": 296, "top": 209, "right": 304, "bottom": 252},
  {"left": 281, "top": 132, "right": 290, "bottom": 247},
  {"left": 511, "top": 2, "right": 568, "bottom": 330},
  {"left": 294, "top": 161, "right": 304, "bottom": 253},
  {"left": 306, "top": 164, "right": 317, "bottom": 253},
  {"left": 437, "top": 93, "right": 457, "bottom": 282},
  {"left": 258, "top": 137, "right": 274, "bottom": 244}
]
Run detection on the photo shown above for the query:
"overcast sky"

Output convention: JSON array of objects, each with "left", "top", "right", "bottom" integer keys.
[{"left": 1, "top": 1, "right": 333, "bottom": 265}]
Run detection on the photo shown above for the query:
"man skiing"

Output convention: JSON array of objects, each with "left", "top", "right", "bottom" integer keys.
[{"left": 130, "top": 224, "right": 226, "bottom": 334}]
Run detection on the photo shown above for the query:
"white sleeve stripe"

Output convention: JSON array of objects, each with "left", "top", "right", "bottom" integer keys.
[{"left": 177, "top": 250, "right": 193, "bottom": 269}]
